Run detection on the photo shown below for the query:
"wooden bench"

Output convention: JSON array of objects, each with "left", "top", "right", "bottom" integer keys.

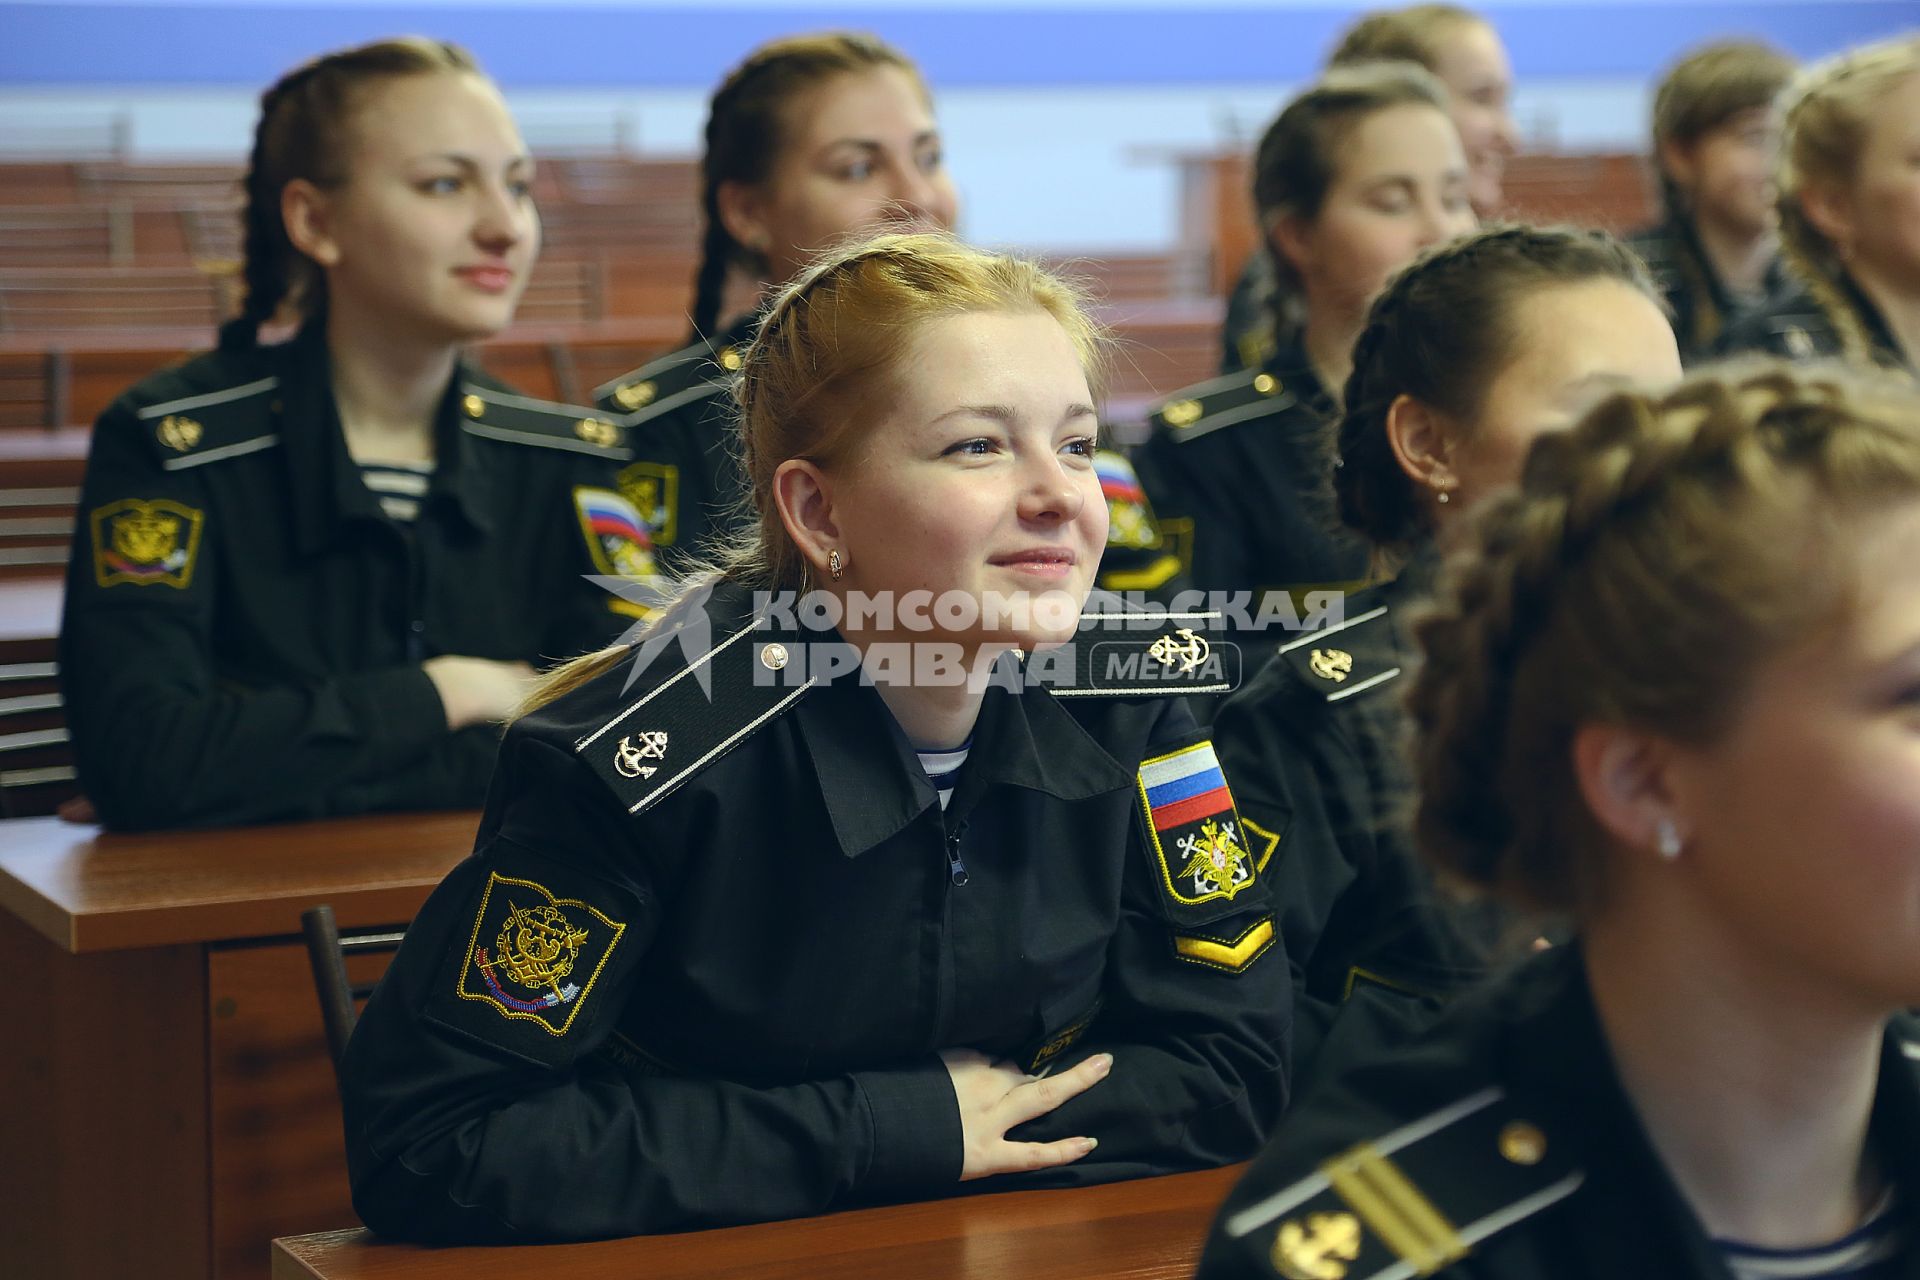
[{"left": 0, "top": 265, "right": 239, "bottom": 334}]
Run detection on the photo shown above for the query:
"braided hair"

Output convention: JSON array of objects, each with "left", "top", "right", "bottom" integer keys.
[
  {"left": 219, "top": 37, "right": 478, "bottom": 351},
  {"left": 1775, "top": 36, "right": 1920, "bottom": 367},
  {"left": 1333, "top": 224, "right": 1658, "bottom": 554},
  {"left": 1250, "top": 62, "right": 1451, "bottom": 339},
  {"left": 1407, "top": 359, "right": 1920, "bottom": 915},
  {"left": 687, "top": 33, "right": 928, "bottom": 345},
  {"left": 1644, "top": 40, "right": 1795, "bottom": 353}
]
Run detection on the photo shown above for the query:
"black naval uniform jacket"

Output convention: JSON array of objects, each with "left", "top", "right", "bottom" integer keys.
[
  {"left": 1624, "top": 216, "right": 1787, "bottom": 363},
  {"left": 1717, "top": 271, "right": 1913, "bottom": 372},
  {"left": 61, "top": 323, "right": 647, "bottom": 831},
  {"left": 594, "top": 316, "right": 758, "bottom": 575},
  {"left": 1211, "top": 568, "right": 1519, "bottom": 1087},
  {"left": 1198, "top": 945, "right": 1920, "bottom": 1280},
  {"left": 341, "top": 583, "right": 1292, "bottom": 1242},
  {"left": 1134, "top": 337, "right": 1369, "bottom": 615}
]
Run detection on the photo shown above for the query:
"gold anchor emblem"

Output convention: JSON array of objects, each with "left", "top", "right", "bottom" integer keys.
[
  {"left": 613, "top": 730, "right": 669, "bottom": 779},
  {"left": 1308, "top": 648, "right": 1354, "bottom": 683},
  {"left": 1271, "top": 1211, "right": 1363, "bottom": 1280},
  {"left": 575, "top": 417, "right": 622, "bottom": 448},
  {"left": 155, "top": 414, "right": 203, "bottom": 451},
  {"left": 1148, "top": 626, "right": 1211, "bottom": 675},
  {"left": 483, "top": 902, "right": 589, "bottom": 996},
  {"left": 1176, "top": 817, "right": 1249, "bottom": 897}
]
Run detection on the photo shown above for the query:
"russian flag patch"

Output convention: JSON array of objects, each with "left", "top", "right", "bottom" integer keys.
[
  {"left": 1094, "top": 450, "right": 1161, "bottom": 551},
  {"left": 573, "top": 486, "right": 658, "bottom": 581},
  {"left": 1139, "top": 741, "right": 1256, "bottom": 908}
]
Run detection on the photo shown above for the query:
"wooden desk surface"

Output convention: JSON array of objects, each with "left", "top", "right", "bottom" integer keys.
[
  {"left": 0, "top": 808, "right": 478, "bottom": 953},
  {"left": 273, "top": 1165, "right": 1241, "bottom": 1280}
]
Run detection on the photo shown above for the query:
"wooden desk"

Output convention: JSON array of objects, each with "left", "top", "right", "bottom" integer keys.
[
  {"left": 0, "top": 810, "right": 480, "bottom": 1280},
  {"left": 273, "top": 1164, "right": 1241, "bottom": 1280}
]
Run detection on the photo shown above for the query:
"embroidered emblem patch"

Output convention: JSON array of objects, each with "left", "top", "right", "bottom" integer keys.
[
  {"left": 90, "top": 498, "right": 204, "bottom": 589},
  {"left": 155, "top": 414, "right": 203, "bottom": 452},
  {"left": 574, "top": 486, "right": 657, "bottom": 579},
  {"left": 1095, "top": 452, "right": 1160, "bottom": 551},
  {"left": 614, "top": 461, "right": 680, "bottom": 546},
  {"left": 1139, "top": 741, "right": 1255, "bottom": 907},
  {"left": 458, "top": 872, "right": 625, "bottom": 1036}
]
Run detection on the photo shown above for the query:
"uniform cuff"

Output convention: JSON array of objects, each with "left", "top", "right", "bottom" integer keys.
[{"left": 854, "top": 1060, "right": 963, "bottom": 1194}]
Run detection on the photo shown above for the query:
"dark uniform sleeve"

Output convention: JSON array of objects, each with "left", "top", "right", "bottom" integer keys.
[
  {"left": 1002, "top": 699, "right": 1290, "bottom": 1177},
  {"left": 342, "top": 731, "right": 964, "bottom": 1243},
  {"left": 1135, "top": 430, "right": 1251, "bottom": 596},
  {"left": 1210, "top": 673, "right": 1363, "bottom": 1064},
  {"left": 60, "top": 401, "right": 456, "bottom": 830}
]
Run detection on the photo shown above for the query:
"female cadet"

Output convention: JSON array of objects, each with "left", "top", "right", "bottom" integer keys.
[
  {"left": 593, "top": 31, "right": 1177, "bottom": 595},
  {"left": 1199, "top": 359, "right": 1920, "bottom": 1279},
  {"left": 590, "top": 33, "right": 956, "bottom": 571},
  {"left": 1138, "top": 63, "right": 1477, "bottom": 616},
  {"left": 339, "top": 233, "right": 1291, "bottom": 1242},
  {"left": 1221, "top": 2, "right": 1518, "bottom": 373},
  {"left": 1210, "top": 225, "right": 1681, "bottom": 1086},
  {"left": 1721, "top": 36, "right": 1920, "bottom": 372},
  {"left": 1625, "top": 40, "right": 1795, "bottom": 362},
  {"left": 58, "top": 38, "right": 650, "bottom": 831}
]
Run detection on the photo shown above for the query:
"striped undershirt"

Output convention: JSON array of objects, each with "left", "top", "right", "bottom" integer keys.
[
  {"left": 358, "top": 459, "right": 434, "bottom": 523},
  {"left": 915, "top": 741, "right": 971, "bottom": 810},
  {"left": 1720, "top": 1190, "right": 1906, "bottom": 1280}
]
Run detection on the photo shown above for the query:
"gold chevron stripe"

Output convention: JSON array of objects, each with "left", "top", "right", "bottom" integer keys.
[{"left": 1173, "top": 917, "right": 1275, "bottom": 971}]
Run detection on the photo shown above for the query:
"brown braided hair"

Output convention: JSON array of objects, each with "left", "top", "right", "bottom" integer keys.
[
  {"left": 1407, "top": 359, "right": 1920, "bottom": 915},
  {"left": 219, "top": 37, "right": 479, "bottom": 351},
  {"left": 1647, "top": 40, "right": 1795, "bottom": 354},
  {"left": 1776, "top": 36, "right": 1920, "bottom": 367},
  {"left": 1334, "top": 223, "right": 1659, "bottom": 555},
  {"left": 687, "top": 32, "right": 929, "bottom": 345}
]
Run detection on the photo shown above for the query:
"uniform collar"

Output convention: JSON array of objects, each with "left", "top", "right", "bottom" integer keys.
[
  {"left": 278, "top": 322, "right": 497, "bottom": 554},
  {"left": 1262, "top": 329, "right": 1336, "bottom": 419},
  {"left": 793, "top": 650, "right": 1135, "bottom": 858},
  {"left": 1502, "top": 947, "right": 1920, "bottom": 1274}
]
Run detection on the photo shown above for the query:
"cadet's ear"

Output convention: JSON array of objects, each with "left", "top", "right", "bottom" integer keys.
[
  {"left": 1657, "top": 137, "right": 1700, "bottom": 195},
  {"left": 1570, "top": 721, "right": 1692, "bottom": 866},
  {"left": 1386, "top": 394, "right": 1458, "bottom": 496},
  {"left": 772, "top": 458, "right": 840, "bottom": 580},
  {"left": 715, "top": 178, "right": 773, "bottom": 263},
  {"left": 282, "top": 178, "right": 342, "bottom": 268},
  {"left": 1268, "top": 214, "right": 1315, "bottom": 280},
  {"left": 1798, "top": 179, "right": 1857, "bottom": 259}
]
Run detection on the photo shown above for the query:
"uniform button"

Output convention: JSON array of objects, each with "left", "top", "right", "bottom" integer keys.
[
  {"left": 1498, "top": 1120, "right": 1547, "bottom": 1166},
  {"left": 410, "top": 620, "right": 426, "bottom": 634}
]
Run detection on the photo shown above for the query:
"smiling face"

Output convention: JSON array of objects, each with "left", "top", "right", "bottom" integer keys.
[
  {"left": 729, "top": 66, "right": 960, "bottom": 288},
  {"left": 1281, "top": 102, "right": 1477, "bottom": 326},
  {"left": 1669, "top": 105, "right": 1780, "bottom": 239},
  {"left": 1426, "top": 18, "right": 1520, "bottom": 216},
  {"left": 822, "top": 309, "right": 1105, "bottom": 652},
  {"left": 1833, "top": 71, "right": 1920, "bottom": 293},
  {"left": 1443, "top": 278, "right": 1682, "bottom": 515},
  {"left": 1662, "top": 499, "right": 1920, "bottom": 1012},
  {"left": 295, "top": 71, "right": 539, "bottom": 345}
]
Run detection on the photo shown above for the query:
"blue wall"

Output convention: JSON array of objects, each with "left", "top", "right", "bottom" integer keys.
[{"left": 3, "top": 3, "right": 1914, "bottom": 88}]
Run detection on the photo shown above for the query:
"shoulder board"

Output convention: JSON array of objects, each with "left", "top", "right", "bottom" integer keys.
[
  {"left": 1038, "top": 602, "right": 1238, "bottom": 698},
  {"left": 458, "top": 382, "right": 631, "bottom": 460},
  {"left": 1274, "top": 601, "right": 1400, "bottom": 703},
  {"left": 135, "top": 375, "right": 281, "bottom": 472},
  {"left": 1152, "top": 368, "right": 1294, "bottom": 443},
  {"left": 570, "top": 607, "right": 813, "bottom": 816},
  {"left": 597, "top": 338, "right": 744, "bottom": 425},
  {"left": 1222, "top": 1086, "right": 1583, "bottom": 1279}
]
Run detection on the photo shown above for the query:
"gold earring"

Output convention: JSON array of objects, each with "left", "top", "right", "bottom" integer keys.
[{"left": 828, "top": 549, "right": 844, "bottom": 580}]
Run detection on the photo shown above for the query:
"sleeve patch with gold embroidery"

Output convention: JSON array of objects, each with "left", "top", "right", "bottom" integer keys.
[
  {"left": 574, "top": 486, "right": 658, "bottom": 580},
  {"left": 457, "top": 871, "right": 626, "bottom": 1037},
  {"left": 1095, "top": 451, "right": 1162, "bottom": 551},
  {"left": 90, "top": 498, "right": 204, "bottom": 589},
  {"left": 1174, "top": 916, "right": 1276, "bottom": 974},
  {"left": 1140, "top": 741, "right": 1258, "bottom": 912},
  {"left": 614, "top": 461, "right": 680, "bottom": 547}
]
